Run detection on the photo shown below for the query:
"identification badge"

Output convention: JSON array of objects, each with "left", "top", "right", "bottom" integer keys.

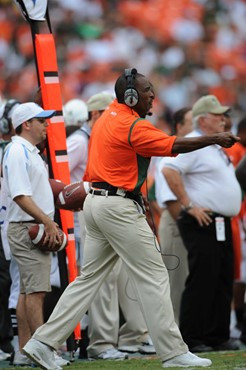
[{"left": 215, "top": 217, "right": 225, "bottom": 241}]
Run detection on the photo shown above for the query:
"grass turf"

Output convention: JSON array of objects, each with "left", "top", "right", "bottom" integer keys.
[{"left": 1, "top": 350, "right": 246, "bottom": 369}]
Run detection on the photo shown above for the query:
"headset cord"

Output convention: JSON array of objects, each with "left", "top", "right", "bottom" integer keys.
[{"left": 123, "top": 180, "right": 182, "bottom": 302}]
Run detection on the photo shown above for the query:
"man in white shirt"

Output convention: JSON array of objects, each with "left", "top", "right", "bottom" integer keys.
[
  {"left": 2, "top": 102, "right": 61, "bottom": 362},
  {"left": 163, "top": 95, "right": 241, "bottom": 352}
]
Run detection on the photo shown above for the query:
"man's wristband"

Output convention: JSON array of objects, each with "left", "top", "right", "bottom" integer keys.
[{"left": 181, "top": 201, "right": 194, "bottom": 212}]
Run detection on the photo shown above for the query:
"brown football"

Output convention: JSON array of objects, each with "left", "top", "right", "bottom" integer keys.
[
  {"left": 49, "top": 178, "right": 66, "bottom": 202},
  {"left": 28, "top": 224, "right": 68, "bottom": 252},
  {"left": 56, "top": 181, "right": 87, "bottom": 211}
]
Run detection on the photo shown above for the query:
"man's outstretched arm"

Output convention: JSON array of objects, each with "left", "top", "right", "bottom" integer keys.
[{"left": 172, "top": 131, "right": 240, "bottom": 154}]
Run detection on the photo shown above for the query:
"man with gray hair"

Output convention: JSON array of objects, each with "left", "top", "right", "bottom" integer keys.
[{"left": 162, "top": 95, "right": 241, "bottom": 352}]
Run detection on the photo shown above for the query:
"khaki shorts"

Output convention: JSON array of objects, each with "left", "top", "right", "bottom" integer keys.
[{"left": 8, "top": 222, "right": 51, "bottom": 294}]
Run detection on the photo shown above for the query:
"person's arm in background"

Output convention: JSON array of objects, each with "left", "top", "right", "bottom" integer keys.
[
  {"left": 162, "top": 167, "right": 212, "bottom": 227},
  {"left": 165, "top": 200, "right": 182, "bottom": 221}
]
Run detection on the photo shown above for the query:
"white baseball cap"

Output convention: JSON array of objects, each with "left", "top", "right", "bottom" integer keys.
[
  {"left": 12, "top": 102, "right": 56, "bottom": 129},
  {"left": 63, "top": 99, "right": 88, "bottom": 127}
]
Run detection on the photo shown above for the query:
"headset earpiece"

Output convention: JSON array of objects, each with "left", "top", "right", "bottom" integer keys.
[
  {"left": 124, "top": 68, "right": 138, "bottom": 107},
  {"left": 0, "top": 99, "right": 20, "bottom": 134}
]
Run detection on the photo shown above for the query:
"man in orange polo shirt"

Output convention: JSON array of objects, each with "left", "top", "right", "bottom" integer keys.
[{"left": 23, "top": 69, "right": 239, "bottom": 369}]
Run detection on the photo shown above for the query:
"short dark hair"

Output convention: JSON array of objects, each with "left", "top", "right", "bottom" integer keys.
[
  {"left": 172, "top": 107, "right": 191, "bottom": 134},
  {"left": 15, "top": 124, "right": 23, "bottom": 135}
]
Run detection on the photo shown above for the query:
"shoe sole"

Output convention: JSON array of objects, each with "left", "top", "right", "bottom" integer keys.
[
  {"left": 163, "top": 363, "right": 211, "bottom": 368},
  {"left": 23, "top": 348, "right": 61, "bottom": 370},
  {"left": 138, "top": 349, "right": 156, "bottom": 354}
]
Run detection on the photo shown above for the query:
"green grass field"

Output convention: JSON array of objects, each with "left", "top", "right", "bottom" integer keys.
[{"left": 1, "top": 351, "right": 246, "bottom": 369}]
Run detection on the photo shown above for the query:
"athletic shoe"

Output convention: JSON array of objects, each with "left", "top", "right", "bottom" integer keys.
[
  {"left": 138, "top": 343, "right": 156, "bottom": 354},
  {"left": 13, "top": 350, "right": 33, "bottom": 366},
  {"left": 54, "top": 352, "right": 70, "bottom": 366},
  {"left": 118, "top": 345, "right": 139, "bottom": 353},
  {"left": 23, "top": 338, "right": 62, "bottom": 370},
  {"left": 213, "top": 339, "right": 239, "bottom": 351},
  {"left": 190, "top": 344, "right": 213, "bottom": 353},
  {"left": 88, "top": 348, "right": 128, "bottom": 360},
  {"left": 0, "top": 349, "right": 10, "bottom": 361},
  {"left": 162, "top": 351, "right": 212, "bottom": 367},
  {"left": 119, "top": 341, "right": 156, "bottom": 354}
]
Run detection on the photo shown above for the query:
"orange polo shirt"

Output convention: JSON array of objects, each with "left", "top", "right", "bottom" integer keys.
[
  {"left": 83, "top": 100, "right": 176, "bottom": 193},
  {"left": 225, "top": 142, "right": 246, "bottom": 167}
]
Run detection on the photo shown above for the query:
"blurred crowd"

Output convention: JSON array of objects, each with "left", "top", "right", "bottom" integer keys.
[{"left": 0, "top": 0, "right": 246, "bottom": 131}]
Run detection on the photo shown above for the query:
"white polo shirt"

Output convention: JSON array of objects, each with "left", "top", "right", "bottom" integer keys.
[
  {"left": 3, "top": 136, "right": 54, "bottom": 222},
  {"left": 155, "top": 157, "right": 177, "bottom": 209},
  {"left": 163, "top": 130, "right": 241, "bottom": 217}
]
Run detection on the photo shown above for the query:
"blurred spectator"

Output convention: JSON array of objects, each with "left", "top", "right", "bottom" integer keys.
[{"left": 0, "top": 0, "right": 246, "bottom": 126}]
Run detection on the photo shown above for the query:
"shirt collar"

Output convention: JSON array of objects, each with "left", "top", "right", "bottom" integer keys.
[
  {"left": 80, "top": 122, "right": 91, "bottom": 137},
  {"left": 11, "top": 135, "right": 40, "bottom": 154},
  {"left": 111, "top": 99, "right": 140, "bottom": 118}
]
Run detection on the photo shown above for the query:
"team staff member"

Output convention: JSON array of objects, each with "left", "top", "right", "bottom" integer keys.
[
  {"left": 2, "top": 103, "right": 61, "bottom": 359},
  {"left": 163, "top": 95, "right": 241, "bottom": 352},
  {"left": 23, "top": 70, "right": 238, "bottom": 369}
]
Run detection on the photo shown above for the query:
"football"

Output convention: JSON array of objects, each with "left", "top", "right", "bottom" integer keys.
[
  {"left": 49, "top": 178, "right": 66, "bottom": 202},
  {"left": 56, "top": 181, "right": 87, "bottom": 211},
  {"left": 28, "top": 224, "right": 68, "bottom": 252}
]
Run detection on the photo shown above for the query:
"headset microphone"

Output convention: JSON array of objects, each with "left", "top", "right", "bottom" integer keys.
[
  {"left": 147, "top": 112, "right": 153, "bottom": 116},
  {"left": 124, "top": 68, "right": 139, "bottom": 107}
]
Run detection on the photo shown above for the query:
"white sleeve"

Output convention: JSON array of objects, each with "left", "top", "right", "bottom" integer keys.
[
  {"left": 67, "top": 135, "right": 88, "bottom": 174},
  {"left": 155, "top": 158, "right": 177, "bottom": 208},
  {"left": 163, "top": 151, "right": 197, "bottom": 175},
  {"left": 3, "top": 144, "right": 32, "bottom": 199}
]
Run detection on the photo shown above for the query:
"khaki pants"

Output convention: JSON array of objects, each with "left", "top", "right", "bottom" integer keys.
[
  {"left": 118, "top": 261, "right": 149, "bottom": 347},
  {"left": 34, "top": 194, "right": 187, "bottom": 361},
  {"left": 87, "top": 259, "right": 149, "bottom": 356},
  {"left": 158, "top": 209, "right": 188, "bottom": 324}
]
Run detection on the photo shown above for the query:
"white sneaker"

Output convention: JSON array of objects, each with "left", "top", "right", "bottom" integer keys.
[
  {"left": 118, "top": 345, "right": 139, "bottom": 353},
  {"left": 0, "top": 349, "right": 10, "bottom": 361},
  {"left": 138, "top": 343, "right": 156, "bottom": 354},
  {"left": 13, "top": 350, "right": 33, "bottom": 366},
  {"left": 23, "top": 338, "right": 62, "bottom": 370},
  {"left": 54, "top": 352, "right": 70, "bottom": 366},
  {"left": 89, "top": 348, "right": 128, "bottom": 360},
  {"left": 163, "top": 351, "right": 212, "bottom": 367},
  {"left": 119, "top": 341, "right": 156, "bottom": 354}
]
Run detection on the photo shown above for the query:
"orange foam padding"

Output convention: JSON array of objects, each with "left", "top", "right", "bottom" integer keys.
[{"left": 35, "top": 33, "right": 80, "bottom": 340}]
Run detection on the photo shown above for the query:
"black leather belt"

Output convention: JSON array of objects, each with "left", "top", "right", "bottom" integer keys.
[
  {"left": 91, "top": 182, "right": 139, "bottom": 199},
  {"left": 89, "top": 189, "right": 118, "bottom": 196},
  {"left": 90, "top": 182, "right": 145, "bottom": 213},
  {"left": 208, "top": 212, "right": 230, "bottom": 220},
  {"left": 92, "top": 182, "right": 118, "bottom": 192}
]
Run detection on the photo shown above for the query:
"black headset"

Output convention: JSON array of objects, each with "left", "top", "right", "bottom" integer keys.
[
  {"left": 0, "top": 99, "right": 20, "bottom": 134},
  {"left": 124, "top": 68, "right": 138, "bottom": 107}
]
